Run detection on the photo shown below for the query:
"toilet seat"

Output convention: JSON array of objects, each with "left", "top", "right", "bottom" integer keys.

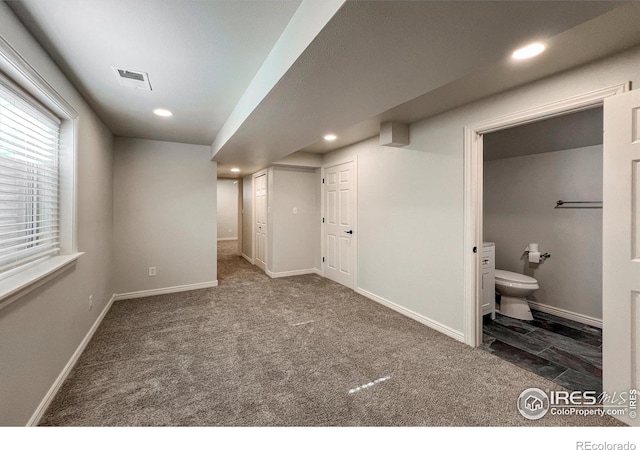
[{"left": 495, "top": 269, "right": 537, "bottom": 286}]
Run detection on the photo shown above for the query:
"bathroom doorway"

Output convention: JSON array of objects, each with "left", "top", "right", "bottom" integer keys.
[
  {"left": 464, "top": 84, "right": 639, "bottom": 425},
  {"left": 480, "top": 107, "right": 604, "bottom": 393}
]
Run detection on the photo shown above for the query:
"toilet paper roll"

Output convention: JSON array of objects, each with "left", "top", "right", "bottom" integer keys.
[
  {"left": 528, "top": 251, "right": 541, "bottom": 263},
  {"left": 528, "top": 243, "right": 539, "bottom": 253}
]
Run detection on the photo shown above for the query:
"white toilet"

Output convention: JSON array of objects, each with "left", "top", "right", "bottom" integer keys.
[{"left": 494, "top": 269, "right": 539, "bottom": 321}]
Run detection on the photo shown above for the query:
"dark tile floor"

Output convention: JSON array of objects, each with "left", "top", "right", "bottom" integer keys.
[{"left": 481, "top": 309, "right": 602, "bottom": 393}]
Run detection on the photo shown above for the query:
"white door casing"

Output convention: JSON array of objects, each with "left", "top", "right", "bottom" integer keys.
[
  {"left": 463, "top": 83, "right": 628, "bottom": 347},
  {"left": 603, "top": 89, "right": 640, "bottom": 425},
  {"left": 254, "top": 172, "right": 267, "bottom": 271},
  {"left": 323, "top": 160, "right": 356, "bottom": 289}
]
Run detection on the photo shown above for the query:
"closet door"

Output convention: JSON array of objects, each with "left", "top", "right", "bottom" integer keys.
[{"left": 323, "top": 161, "right": 356, "bottom": 289}]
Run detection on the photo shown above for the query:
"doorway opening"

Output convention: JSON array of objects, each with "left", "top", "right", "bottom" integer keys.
[
  {"left": 462, "top": 83, "right": 629, "bottom": 403},
  {"left": 479, "top": 107, "right": 604, "bottom": 393},
  {"left": 217, "top": 177, "right": 264, "bottom": 285},
  {"left": 216, "top": 178, "right": 240, "bottom": 284}
]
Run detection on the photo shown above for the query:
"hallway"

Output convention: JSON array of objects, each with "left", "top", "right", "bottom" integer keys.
[{"left": 217, "top": 240, "right": 268, "bottom": 285}]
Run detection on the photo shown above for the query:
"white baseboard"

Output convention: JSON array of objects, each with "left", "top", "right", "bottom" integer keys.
[
  {"left": 266, "top": 268, "right": 321, "bottom": 279},
  {"left": 527, "top": 301, "right": 602, "bottom": 329},
  {"left": 27, "top": 293, "right": 115, "bottom": 426},
  {"left": 113, "top": 281, "right": 218, "bottom": 301},
  {"left": 217, "top": 237, "right": 238, "bottom": 241},
  {"left": 356, "top": 287, "right": 465, "bottom": 343},
  {"left": 241, "top": 253, "right": 253, "bottom": 265}
]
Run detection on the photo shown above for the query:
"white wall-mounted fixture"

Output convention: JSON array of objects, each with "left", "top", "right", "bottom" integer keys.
[
  {"left": 111, "top": 67, "right": 152, "bottom": 90},
  {"left": 153, "top": 108, "right": 173, "bottom": 117},
  {"left": 511, "top": 42, "right": 546, "bottom": 60},
  {"left": 324, "top": 134, "right": 337, "bottom": 141},
  {"left": 380, "top": 122, "right": 409, "bottom": 147}
]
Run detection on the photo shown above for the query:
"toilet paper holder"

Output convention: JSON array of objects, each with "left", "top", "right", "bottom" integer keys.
[{"left": 524, "top": 251, "right": 551, "bottom": 262}]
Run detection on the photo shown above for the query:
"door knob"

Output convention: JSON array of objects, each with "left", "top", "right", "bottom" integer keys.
[{"left": 344, "top": 230, "right": 353, "bottom": 234}]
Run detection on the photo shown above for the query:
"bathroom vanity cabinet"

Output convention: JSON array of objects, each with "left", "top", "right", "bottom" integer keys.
[{"left": 482, "top": 242, "right": 496, "bottom": 319}]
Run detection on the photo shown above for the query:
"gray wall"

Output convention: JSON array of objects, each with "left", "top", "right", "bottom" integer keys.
[
  {"left": 484, "top": 145, "right": 603, "bottom": 320},
  {"left": 270, "top": 167, "right": 320, "bottom": 274},
  {"left": 324, "top": 45, "right": 640, "bottom": 335},
  {"left": 242, "top": 175, "right": 253, "bottom": 259},
  {"left": 324, "top": 139, "right": 464, "bottom": 331},
  {"left": 0, "top": 4, "right": 114, "bottom": 425},
  {"left": 113, "top": 138, "right": 217, "bottom": 294},
  {"left": 217, "top": 179, "right": 238, "bottom": 240}
]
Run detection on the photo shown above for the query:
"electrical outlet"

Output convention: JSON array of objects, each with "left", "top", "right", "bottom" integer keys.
[
  {"left": 149, "top": 267, "right": 156, "bottom": 276},
  {"left": 89, "top": 295, "right": 93, "bottom": 311},
  {"left": 228, "top": 228, "right": 232, "bottom": 233},
  {"left": 293, "top": 207, "right": 298, "bottom": 214}
]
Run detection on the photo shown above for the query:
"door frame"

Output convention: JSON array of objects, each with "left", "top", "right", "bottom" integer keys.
[
  {"left": 216, "top": 177, "right": 242, "bottom": 252},
  {"left": 321, "top": 156, "right": 358, "bottom": 290},
  {"left": 242, "top": 175, "right": 255, "bottom": 265},
  {"left": 252, "top": 169, "right": 267, "bottom": 271},
  {"left": 462, "top": 83, "right": 628, "bottom": 347},
  {"left": 236, "top": 178, "right": 243, "bottom": 257}
]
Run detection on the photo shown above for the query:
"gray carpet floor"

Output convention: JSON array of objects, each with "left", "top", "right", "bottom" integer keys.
[
  {"left": 39, "top": 241, "right": 622, "bottom": 426},
  {"left": 217, "top": 240, "right": 268, "bottom": 286}
]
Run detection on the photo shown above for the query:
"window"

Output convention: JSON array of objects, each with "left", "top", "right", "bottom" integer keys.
[
  {"left": 0, "top": 38, "right": 80, "bottom": 309},
  {"left": 0, "top": 77, "right": 61, "bottom": 280}
]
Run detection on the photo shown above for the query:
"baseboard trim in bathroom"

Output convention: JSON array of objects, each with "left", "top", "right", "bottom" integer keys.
[{"left": 527, "top": 301, "right": 602, "bottom": 329}]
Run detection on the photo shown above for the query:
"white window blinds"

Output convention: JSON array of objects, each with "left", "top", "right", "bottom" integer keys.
[{"left": 0, "top": 77, "right": 61, "bottom": 279}]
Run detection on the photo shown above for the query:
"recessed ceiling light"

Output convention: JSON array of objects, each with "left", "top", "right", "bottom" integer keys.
[
  {"left": 153, "top": 108, "right": 173, "bottom": 117},
  {"left": 230, "top": 168, "right": 240, "bottom": 173},
  {"left": 324, "top": 134, "right": 337, "bottom": 141},
  {"left": 512, "top": 42, "right": 546, "bottom": 60}
]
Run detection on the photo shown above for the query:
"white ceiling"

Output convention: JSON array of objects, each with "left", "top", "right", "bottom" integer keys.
[
  {"left": 300, "top": 1, "right": 640, "bottom": 156},
  {"left": 209, "top": 1, "right": 640, "bottom": 176},
  {"left": 6, "top": 1, "right": 640, "bottom": 178},
  {"left": 6, "top": 0, "right": 302, "bottom": 145}
]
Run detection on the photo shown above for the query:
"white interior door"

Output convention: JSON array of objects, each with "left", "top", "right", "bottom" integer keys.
[
  {"left": 603, "top": 89, "right": 640, "bottom": 425},
  {"left": 324, "top": 161, "right": 356, "bottom": 289},
  {"left": 254, "top": 173, "right": 267, "bottom": 271}
]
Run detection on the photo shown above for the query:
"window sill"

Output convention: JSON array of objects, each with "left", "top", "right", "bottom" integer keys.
[{"left": 0, "top": 253, "right": 83, "bottom": 311}]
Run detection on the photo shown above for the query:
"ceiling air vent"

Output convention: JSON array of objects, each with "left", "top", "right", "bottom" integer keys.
[{"left": 111, "top": 67, "right": 152, "bottom": 91}]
